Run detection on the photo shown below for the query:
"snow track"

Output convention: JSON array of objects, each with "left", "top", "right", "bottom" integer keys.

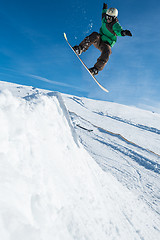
[{"left": 93, "top": 111, "right": 160, "bottom": 135}]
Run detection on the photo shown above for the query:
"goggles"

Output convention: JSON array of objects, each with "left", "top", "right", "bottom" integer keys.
[{"left": 106, "top": 14, "right": 113, "bottom": 21}]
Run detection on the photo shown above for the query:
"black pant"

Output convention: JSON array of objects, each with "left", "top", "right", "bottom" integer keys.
[{"left": 79, "top": 32, "right": 112, "bottom": 71}]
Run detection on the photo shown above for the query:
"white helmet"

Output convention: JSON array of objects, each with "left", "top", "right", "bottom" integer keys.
[{"left": 106, "top": 8, "right": 118, "bottom": 18}]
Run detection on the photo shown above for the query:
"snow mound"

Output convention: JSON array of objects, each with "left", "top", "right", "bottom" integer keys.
[{"left": 0, "top": 83, "right": 160, "bottom": 240}]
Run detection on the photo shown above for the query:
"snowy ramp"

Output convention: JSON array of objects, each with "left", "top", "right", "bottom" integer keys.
[{"left": 0, "top": 88, "right": 159, "bottom": 240}]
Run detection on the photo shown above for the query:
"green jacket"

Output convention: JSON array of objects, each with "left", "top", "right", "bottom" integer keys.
[{"left": 100, "top": 8, "right": 123, "bottom": 47}]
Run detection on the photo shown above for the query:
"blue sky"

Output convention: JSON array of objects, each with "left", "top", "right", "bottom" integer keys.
[{"left": 0, "top": 0, "right": 160, "bottom": 112}]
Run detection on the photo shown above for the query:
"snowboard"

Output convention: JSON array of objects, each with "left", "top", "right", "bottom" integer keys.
[{"left": 63, "top": 33, "right": 109, "bottom": 93}]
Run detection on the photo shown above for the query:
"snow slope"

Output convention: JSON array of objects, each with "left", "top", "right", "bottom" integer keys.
[
  {"left": 63, "top": 95, "right": 160, "bottom": 214},
  {"left": 0, "top": 81, "right": 160, "bottom": 240}
]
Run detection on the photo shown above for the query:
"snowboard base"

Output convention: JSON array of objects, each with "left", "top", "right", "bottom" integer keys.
[{"left": 64, "top": 33, "right": 109, "bottom": 93}]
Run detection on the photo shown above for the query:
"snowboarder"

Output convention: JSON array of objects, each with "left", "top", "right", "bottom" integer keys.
[{"left": 73, "top": 3, "right": 132, "bottom": 75}]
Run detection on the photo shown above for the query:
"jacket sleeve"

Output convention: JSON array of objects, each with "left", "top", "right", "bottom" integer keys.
[{"left": 113, "top": 22, "right": 123, "bottom": 36}]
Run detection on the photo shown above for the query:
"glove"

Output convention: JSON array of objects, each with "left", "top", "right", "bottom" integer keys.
[
  {"left": 103, "top": 3, "right": 108, "bottom": 9},
  {"left": 121, "top": 30, "right": 132, "bottom": 36}
]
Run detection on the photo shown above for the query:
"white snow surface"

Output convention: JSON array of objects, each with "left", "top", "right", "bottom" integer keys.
[{"left": 0, "top": 81, "right": 160, "bottom": 240}]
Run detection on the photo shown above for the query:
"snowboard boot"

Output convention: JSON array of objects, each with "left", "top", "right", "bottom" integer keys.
[
  {"left": 73, "top": 45, "right": 83, "bottom": 55},
  {"left": 89, "top": 67, "right": 99, "bottom": 76}
]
